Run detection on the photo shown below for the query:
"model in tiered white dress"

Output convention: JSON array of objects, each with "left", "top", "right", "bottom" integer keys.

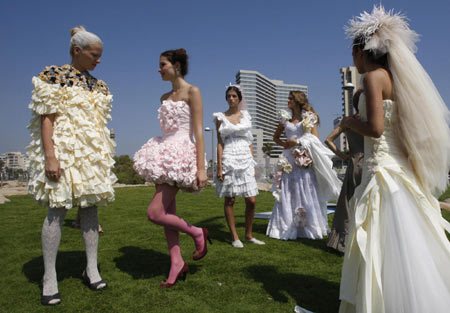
[
  {"left": 214, "top": 110, "right": 258, "bottom": 198},
  {"left": 214, "top": 86, "right": 265, "bottom": 248}
]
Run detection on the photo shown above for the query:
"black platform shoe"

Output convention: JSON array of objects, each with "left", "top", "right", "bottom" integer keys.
[
  {"left": 41, "top": 293, "right": 61, "bottom": 306},
  {"left": 82, "top": 270, "right": 107, "bottom": 290}
]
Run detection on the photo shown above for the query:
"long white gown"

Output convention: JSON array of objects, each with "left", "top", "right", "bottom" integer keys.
[
  {"left": 339, "top": 96, "right": 450, "bottom": 313},
  {"left": 266, "top": 111, "right": 341, "bottom": 240}
]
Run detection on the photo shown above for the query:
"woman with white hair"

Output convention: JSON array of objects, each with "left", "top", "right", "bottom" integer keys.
[{"left": 27, "top": 26, "right": 116, "bottom": 305}]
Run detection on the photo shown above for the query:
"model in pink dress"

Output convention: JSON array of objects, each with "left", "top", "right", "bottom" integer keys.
[{"left": 134, "top": 49, "right": 210, "bottom": 288}]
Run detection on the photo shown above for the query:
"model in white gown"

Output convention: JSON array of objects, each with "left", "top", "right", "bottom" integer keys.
[
  {"left": 339, "top": 6, "right": 450, "bottom": 313},
  {"left": 267, "top": 106, "right": 342, "bottom": 240},
  {"left": 339, "top": 95, "right": 450, "bottom": 313}
]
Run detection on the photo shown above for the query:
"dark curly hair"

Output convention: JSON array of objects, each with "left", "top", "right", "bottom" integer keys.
[{"left": 161, "top": 48, "right": 189, "bottom": 76}]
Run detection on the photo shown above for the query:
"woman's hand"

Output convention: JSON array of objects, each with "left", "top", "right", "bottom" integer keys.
[
  {"left": 45, "top": 156, "right": 61, "bottom": 182},
  {"left": 196, "top": 169, "right": 207, "bottom": 188},
  {"left": 284, "top": 139, "right": 298, "bottom": 149},
  {"left": 340, "top": 115, "right": 357, "bottom": 129},
  {"left": 216, "top": 171, "right": 224, "bottom": 182}
]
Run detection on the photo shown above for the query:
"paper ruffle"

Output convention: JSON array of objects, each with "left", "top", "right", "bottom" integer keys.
[{"left": 27, "top": 77, "right": 117, "bottom": 209}]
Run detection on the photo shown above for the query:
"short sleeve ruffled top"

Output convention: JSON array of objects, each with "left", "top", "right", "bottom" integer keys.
[
  {"left": 27, "top": 64, "right": 117, "bottom": 209},
  {"left": 213, "top": 110, "right": 258, "bottom": 198}
]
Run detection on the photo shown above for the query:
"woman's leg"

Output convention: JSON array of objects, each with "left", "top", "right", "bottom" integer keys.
[
  {"left": 244, "top": 196, "right": 256, "bottom": 240},
  {"left": 42, "top": 207, "right": 67, "bottom": 296},
  {"left": 147, "top": 184, "right": 204, "bottom": 256},
  {"left": 163, "top": 198, "right": 187, "bottom": 283},
  {"left": 224, "top": 197, "right": 240, "bottom": 241},
  {"left": 79, "top": 206, "right": 103, "bottom": 284}
]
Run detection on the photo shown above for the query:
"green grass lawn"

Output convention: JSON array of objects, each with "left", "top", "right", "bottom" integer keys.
[{"left": 1, "top": 186, "right": 449, "bottom": 313}]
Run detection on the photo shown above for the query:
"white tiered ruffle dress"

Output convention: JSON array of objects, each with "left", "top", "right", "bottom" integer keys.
[
  {"left": 213, "top": 110, "right": 258, "bottom": 198},
  {"left": 133, "top": 100, "right": 201, "bottom": 192},
  {"left": 27, "top": 65, "right": 117, "bottom": 209}
]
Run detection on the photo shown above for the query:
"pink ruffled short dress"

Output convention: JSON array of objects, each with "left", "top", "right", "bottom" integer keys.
[{"left": 133, "top": 100, "right": 200, "bottom": 191}]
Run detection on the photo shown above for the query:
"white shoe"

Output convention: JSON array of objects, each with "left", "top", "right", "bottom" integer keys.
[
  {"left": 246, "top": 238, "right": 265, "bottom": 245},
  {"left": 231, "top": 240, "right": 244, "bottom": 248}
]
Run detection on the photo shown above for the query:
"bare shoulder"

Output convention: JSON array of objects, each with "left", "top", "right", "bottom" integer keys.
[
  {"left": 188, "top": 85, "right": 201, "bottom": 97},
  {"left": 364, "top": 68, "right": 393, "bottom": 99},
  {"left": 364, "top": 68, "right": 391, "bottom": 85}
]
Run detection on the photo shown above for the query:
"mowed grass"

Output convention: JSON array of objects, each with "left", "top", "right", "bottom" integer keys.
[{"left": 1, "top": 185, "right": 449, "bottom": 313}]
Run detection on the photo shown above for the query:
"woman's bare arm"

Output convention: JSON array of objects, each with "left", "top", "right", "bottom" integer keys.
[
  {"left": 41, "top": 114, "right": 60, "bottom": 181},
  {"left": 215, "top": 119, "right": 224, "bottom": 181},
  {"left": 325, "top": 126, "right": 349, "bottom": 160},
  {"left": 189, "top": 86, "right": 207, "bottom": 188}
]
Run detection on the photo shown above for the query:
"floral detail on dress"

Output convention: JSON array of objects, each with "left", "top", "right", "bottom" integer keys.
[
  {"left": 301, "top": 110, "right": 318, "bottom": 132},
  {"left": 277, "top": 155, "right": 293, "bottom": 174},
  {"left": 271, "top": 155, "right": 293, "bottom": 202},
  {"left": 292, "top": 145, "right": 313, "bottom": 168},
  {"left": 294, "top": 207, "right": 307, "bottom": 227},
  {"left": 134, "top": 100, "right": 202, "bottom": 192},
  {"left": 278, "top": 109, "right": 292, "bottom": 125},
  {"left": 133, "top": 136, "right": 198, "bottom": 190},
  {"left": 158, "top": 100, "right": 188, "bottom": 133}
]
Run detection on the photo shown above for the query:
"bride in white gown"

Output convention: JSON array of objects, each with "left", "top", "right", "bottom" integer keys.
[{"left": 339, "top": 6, "right": 450, "bottom": 313}]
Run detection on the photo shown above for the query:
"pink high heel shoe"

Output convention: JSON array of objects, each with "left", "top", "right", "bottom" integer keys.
[
  {"left": 193, "top": 228, "right": 212, "bottom": 261},
  {"left": 160, "top": 262, "right": 188, "bottom": 288}
]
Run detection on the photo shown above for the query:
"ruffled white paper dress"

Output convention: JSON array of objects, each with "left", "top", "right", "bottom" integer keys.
[
  {"left": 339, "top": 96, "right": 450, "bottom": 313},
  {"left": 134, "top": 100, "right": 201, "bottom": 192},
  {"left": 213, "top": 110, "right": 258, "bottom": 198},
  {"left": 266, "top": 110, "right": 342, "bottom": 240},
  {"left": 27, "top": 65, "right": 117, "bottom": 209}
]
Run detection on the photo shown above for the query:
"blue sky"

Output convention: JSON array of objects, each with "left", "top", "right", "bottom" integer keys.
[{"left": 1, "top": 0, "right": 449, "bottom": 160}]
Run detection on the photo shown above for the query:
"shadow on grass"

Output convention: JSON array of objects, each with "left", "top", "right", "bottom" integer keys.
[
  {"left": 113, "top": 246, "right": 201, "bottom": 280},
  {"left": 195, "top": 215, "right": 232, "bottom": 244},
  {"left": 295, "top": 237, "right": 332, "bottom": 253},
  {"left": 244, "top": 265, "right": 340, "bottom": 313},
  {"left": 22, "top": 251, "right": 86, "bottom": 285},
  {"left": 197, "top": 214, "right": 270, "bottom": 244}
]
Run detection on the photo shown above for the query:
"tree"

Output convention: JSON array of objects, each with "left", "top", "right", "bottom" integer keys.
[
  {"left": 112, "top": 155, "right": 145, "bottom": 185},
  {"left": 0, "top": 159, "right": 4, "bottom": 171},
  {"left": 262, "top": 143, "right": 274, "bottom": 157}
]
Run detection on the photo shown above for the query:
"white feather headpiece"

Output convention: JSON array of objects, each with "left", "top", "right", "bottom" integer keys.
[
  {"left": 345, "top": 5, "right": 450, "bottom": 196},
  {"left": 345, "top": 5, "right": 419, "bottom": 56}
]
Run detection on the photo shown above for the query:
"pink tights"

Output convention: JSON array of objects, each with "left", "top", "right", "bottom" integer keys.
[{"left": 147, "top": 184, "right": 204, "bottom": 283}]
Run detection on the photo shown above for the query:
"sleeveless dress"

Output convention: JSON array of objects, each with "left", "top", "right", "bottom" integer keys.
[
  {"left": 133, "top": 100, "right": 201, "bottom": 191},
  {"left": 327, "top": 129, "right": 364, "bottom": 253},
  {"left": 27, "top": 64, "right": 117, "bottom": 209},
  {"left": 339, "top": 96, "right": 450, "bottom": 313},
  {"left": 213, "top": 110, "right": 258, "bottom": 198},
  {"left": 266, "top": 110, "right": 342, "bottom": 240}
]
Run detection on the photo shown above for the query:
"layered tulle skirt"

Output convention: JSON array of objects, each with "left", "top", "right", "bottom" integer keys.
[{"left": 133, "top": 133, "right": 200, "bottom": 191}]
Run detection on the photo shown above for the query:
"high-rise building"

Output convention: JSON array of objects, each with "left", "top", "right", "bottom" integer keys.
[
  {"left": 236, "top": 70, "right": 308, "bottom": 167},
  {"left": 341, "top": 66, "right": 362, "bottom": 117},
  {"left": 336, "top": 66, "right": 362, "bottom": 152}
]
